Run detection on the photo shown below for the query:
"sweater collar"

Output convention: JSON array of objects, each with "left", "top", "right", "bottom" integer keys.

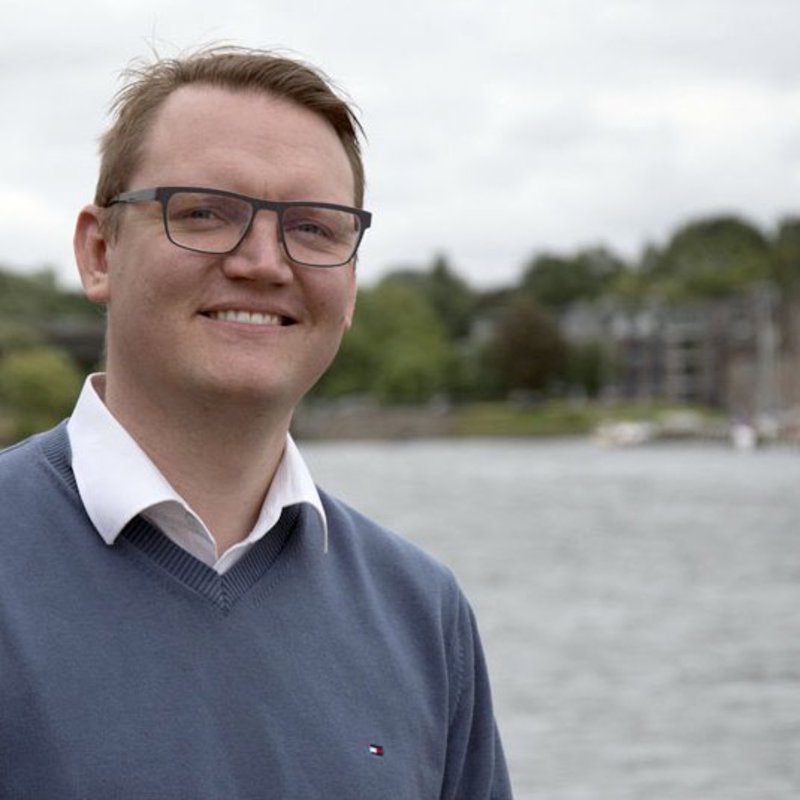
[{"left": 66, "top": 375, "right": 328, "bottom": 558}]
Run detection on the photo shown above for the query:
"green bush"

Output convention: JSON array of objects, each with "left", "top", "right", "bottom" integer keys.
[{"left": 0, "top": 346, "right": 83, "bottom": 442}]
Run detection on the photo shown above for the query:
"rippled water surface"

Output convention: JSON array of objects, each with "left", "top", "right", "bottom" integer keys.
[{"left": 303, "top": 438, "right": 800, "bottom": 800}]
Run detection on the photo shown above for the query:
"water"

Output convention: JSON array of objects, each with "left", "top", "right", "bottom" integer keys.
[{"left": 302, "top": 438, "right": 800, "bottom": 800}]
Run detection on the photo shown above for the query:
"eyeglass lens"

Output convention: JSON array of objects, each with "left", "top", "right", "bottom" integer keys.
[{"left": 165, "top": 191, "right": 362, "bottom": 265}]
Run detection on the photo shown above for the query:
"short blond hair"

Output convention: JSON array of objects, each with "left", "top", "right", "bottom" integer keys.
[{"left": 95, "top": 46, "right": 366, "bottom": 232}]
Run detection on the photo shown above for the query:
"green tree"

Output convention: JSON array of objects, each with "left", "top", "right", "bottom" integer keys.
[
  {"left": 0, "top": 267, "right": 97, "bottom": 320},
  {"left": 424, "top": 255, "right": 476, "bottom": 339},
  {"left": 519, "top": 253, "right": 580, "bottom": 310},
  {"left": 313, "top": 278, "right": 457, "bottom": 404},
  {"left": 480, "top": 297, "right": 567, "bottom": 397},
  {"left": 771, "top": 216, "right": 800, "bottom": 288},
  {"left": 520, "top": 246, "right": 626, "bottom": 310},
  {"left": 372, "top": 256, "right": 477, "bottom": 340},
  {"left": 0, "top": 346, "right": 84, "bottom": 441},
  {"left": 0, "top": 322, "right": 44, "bottom": 356},
  {"left": 645, "top": 216, "right": 771, "bottom": 298}
]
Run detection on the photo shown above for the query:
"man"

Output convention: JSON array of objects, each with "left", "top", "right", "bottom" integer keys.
[{"left": 0, "top": 47, "right": 512, "bottom": 798}]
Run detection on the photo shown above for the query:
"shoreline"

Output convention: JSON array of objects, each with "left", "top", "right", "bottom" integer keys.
[{"left": 292, "top": 400, "right": 800, "bottom": 446}]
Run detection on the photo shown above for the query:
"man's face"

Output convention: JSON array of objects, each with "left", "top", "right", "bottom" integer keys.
[{"left": 82, "top": 84, "right": 358, "bottom": 417}]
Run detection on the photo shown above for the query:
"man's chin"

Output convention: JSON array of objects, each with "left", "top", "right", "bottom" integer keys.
[{"left": 188, "top": 369, "right": 310, "bottom": 416}]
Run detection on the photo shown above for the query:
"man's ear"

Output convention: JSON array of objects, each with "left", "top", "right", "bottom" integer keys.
[{"left": 74, "top": 205, "right": 112, "bottom": 304}]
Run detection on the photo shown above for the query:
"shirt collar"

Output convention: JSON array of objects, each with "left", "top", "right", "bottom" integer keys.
[{"left": 66, "top": 374, "right": 328, "bottom": 552}]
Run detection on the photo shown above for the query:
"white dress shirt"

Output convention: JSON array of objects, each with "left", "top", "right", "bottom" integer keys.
[{"left": 66, "top": 375, "right": 327, "bottom": 573}]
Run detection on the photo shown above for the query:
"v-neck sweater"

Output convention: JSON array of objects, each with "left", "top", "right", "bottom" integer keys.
[{"left": 0, "top": 424, "right": 513, "bottom": 799}]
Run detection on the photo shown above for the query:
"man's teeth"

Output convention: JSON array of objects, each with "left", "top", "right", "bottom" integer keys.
[{"left": 209, "top": 310, "right": 283, "bottom": 326}]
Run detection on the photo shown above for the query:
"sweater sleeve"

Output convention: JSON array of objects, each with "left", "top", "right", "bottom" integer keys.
[{"left": 440, "top": 593, "right": 514, "bottom": 800}]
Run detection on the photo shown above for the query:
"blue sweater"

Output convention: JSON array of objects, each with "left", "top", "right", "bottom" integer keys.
[{"left": 0, "top": 424, "right": 512, "bottom": 799}]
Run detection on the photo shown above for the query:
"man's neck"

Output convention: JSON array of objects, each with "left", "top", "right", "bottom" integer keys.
[{"left": 99, "top": 374, "right": 292, "bottom": 554}]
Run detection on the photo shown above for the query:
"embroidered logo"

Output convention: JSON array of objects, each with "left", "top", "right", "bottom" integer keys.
[{"left": 368, "top": 744, "right": 385, "bottom": 757}]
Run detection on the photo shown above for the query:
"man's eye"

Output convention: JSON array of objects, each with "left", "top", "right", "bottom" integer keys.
[
  {"left": 169, "top": 193, "right": 248, "bottom": 227},
  {"left": 172, "top": 205, "right": 235, "bottom": 229},
  {"left": 187, "top": 208, "right": 219, "bottom": 220},
  {"left": 291, "top": 221, "right": 330, "bottom": 238}
]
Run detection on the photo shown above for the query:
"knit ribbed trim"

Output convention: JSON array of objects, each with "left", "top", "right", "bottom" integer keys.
[
  {"left": 38, "top": 421, "right": 78, "bottom": 494},
  {"left": 36, "top": 420, "right": 302, "bottom": 612},
  {"left": 121, "top": 506, "right": 300, "bottom": 611}
]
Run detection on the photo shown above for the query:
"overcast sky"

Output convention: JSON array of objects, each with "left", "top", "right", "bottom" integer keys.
[{"left": 2, "top": 0, "right": 798, "bottom": 290}]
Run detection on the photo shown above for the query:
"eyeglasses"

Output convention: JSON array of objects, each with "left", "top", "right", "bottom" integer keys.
[{"left": 106, "top": 186, "right": 372, "bottom": 268}]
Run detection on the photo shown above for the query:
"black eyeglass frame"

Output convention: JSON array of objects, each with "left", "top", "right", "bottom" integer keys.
[{"left": 106, "top": 186, "right": 373, "bottom": 268}]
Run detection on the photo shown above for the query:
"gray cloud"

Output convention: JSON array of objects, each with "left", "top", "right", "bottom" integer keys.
[{"left": 1, "top": 0, "right": 797, "bottom": 289}]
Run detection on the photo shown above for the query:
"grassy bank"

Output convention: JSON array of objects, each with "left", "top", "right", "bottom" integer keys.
[
  {"left": 0, "top": 399, "right": 727, "bottom": 447},
  {"left": 452, "top": 400, "right": 725, "bottom": 438}
]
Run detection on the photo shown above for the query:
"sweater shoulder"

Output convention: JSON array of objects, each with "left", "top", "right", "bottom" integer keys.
[
  {"left": 0, "top": 429, "right": 52, "bottom": 483},
  {"left": 0, "top": 423, "right": 79, "bottom": 517},
  {"left": 318, "top": 487, "right": 462, "bottom": 598}
]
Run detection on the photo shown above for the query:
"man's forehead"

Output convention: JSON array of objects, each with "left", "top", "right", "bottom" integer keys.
[
  {"left": 149, "top": 84, "right": 330, "bottom": 139},
  {"left": 133, "top": 84, "right": 355, "bottom": 201},
  {"left": 146, "top": 86, "right": 337, "bottom": 154}
]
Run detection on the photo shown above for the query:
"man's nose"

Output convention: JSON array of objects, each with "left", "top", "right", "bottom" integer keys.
[{"left": 221, "top": 210, "right": 294, "bottom": 282}]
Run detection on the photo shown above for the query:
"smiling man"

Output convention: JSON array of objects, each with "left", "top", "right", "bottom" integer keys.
[{"left": 0, "top": 48, "right": 512, "bottom": 798}]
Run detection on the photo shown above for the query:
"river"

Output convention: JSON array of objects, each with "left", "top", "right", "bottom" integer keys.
[{"left": 302, "top": 437, "right": 800, "bottom": 800}]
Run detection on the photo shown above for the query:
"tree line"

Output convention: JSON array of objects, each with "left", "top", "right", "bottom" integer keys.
[
  {"left": 313, "top": 213, "right": 800, "bottom": 404},
  {"left": 0, "top": 269, "right": 99, "bottom": 440},
  {"left": 0, "top": 212, "right": 798, "bottom": 439}
]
